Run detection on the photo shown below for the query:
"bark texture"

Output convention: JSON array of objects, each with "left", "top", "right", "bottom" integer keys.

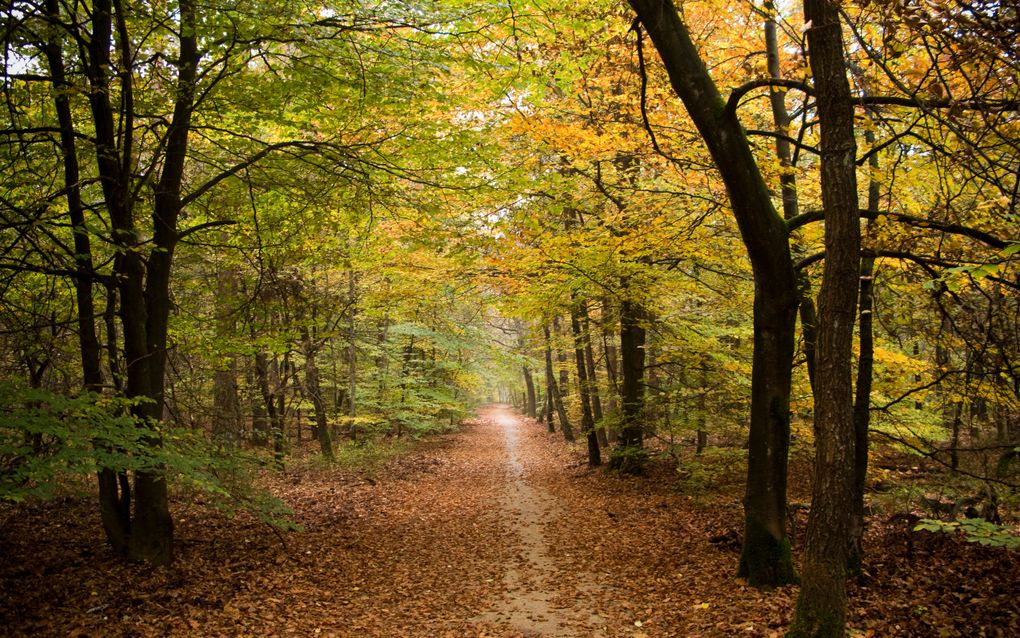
[
  {"left": 849, "top": 126, "right": 881, "bottom": 573},
  {"left": 789, "top": 0, "right": 861, "bottom": 633},
  {"left": 611, "top": 296, "right": 646, "bottom": 472},
  {"left": 544, "top": 325, "right": 574, "bottom": 441},
  {"left": 571, "top": 302, "right": 601, "bottom": 466},
  {"left": 302, "top": 327, "right": 334, "bottom": 461}
]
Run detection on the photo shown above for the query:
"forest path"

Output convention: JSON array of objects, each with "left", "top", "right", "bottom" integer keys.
[
  {"left": 470, "top": 405, "right": 607, "bottom": 637},
  {"left": 269, "top": 403, "right": 616, "bottom": 637}
]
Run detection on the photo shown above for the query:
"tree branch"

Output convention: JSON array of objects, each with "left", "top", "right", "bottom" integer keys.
[
  {"left": 176, "top": 219, "right": 237, "bottom": 241},
  {"left": 787, "top": 209, "right": 1009, "bottom": 250},
  {"left": 744, "top": 129, "right": 819, "bottom": 155},
  {"left": 724, "top": 78, "right": 814, "bottom": 120}
]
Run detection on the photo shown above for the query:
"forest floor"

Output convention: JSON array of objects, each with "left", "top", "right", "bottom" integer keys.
[{"left": 2, "top": 405, "right": 1019, "bottom": 637}]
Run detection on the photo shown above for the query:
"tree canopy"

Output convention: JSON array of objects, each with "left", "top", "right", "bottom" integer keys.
[{"left": 1, "top": 0, "right": 1018, "bottom": 634}]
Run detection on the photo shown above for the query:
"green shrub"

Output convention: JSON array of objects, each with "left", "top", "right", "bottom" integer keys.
[
  {"left": 1, "top": 383, "right": 297, "bottom": 530},
  {"left": 675, "top": 446, "right": 746, "bottom": 493},
  {"left": 914, "top": 517, "right": 1020, "bottom": 550}
]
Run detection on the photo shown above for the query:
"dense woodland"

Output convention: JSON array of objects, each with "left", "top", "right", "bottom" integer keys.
[{"left": 1, "top": 0, "right": 1018, "bottom": 636}]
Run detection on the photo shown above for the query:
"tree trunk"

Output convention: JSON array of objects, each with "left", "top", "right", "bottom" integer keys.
[
  {"left": 765, "top": 6, "right": 817, "bottom": 391},
  {"left": 554, "top": 316, "right": 569, "bottom": 399},
  {"left": 254, "top": 349, "right": 285, "bottom": 464},
  {"left": 580, "top": 302, "right": 605, "bottom": 445},
  {"left": 849, "top": 126, "right": 882, "bottom": 574},
  {"left": 347, "top": 268, "right": 357, "bottom": 418},
  {"left": 571, "top": 302, "right": 601, "bottom": 466},
  {"left": 611, "top": 295, "right": 646, "bottom": 472},
  {"left": 91, "top": 0, "right": 199, "bottom": 565},
  {"left": 212, "top": 366, "right": 242, "bottom": 444},
  {"left": 645, "top": 342, "right": 659, "bottom": 436},
  {"left": 789, "top": 0, "right": 861, "bottom": 632},
  {"left": 543, "top": 369, "right": 555, "bottom": 433},
  {"left": 41, "top": 0, "right": 130, "bottom": 556},
  {"left": 628, "top": 0, "right": 799, "bottom": 586},
  {"left": 302, "top": 327, "right": 334, "bottom": 460},
  {"left": 523, "top": 366, "right": 537, "bottom": 418},
  {"left": 100, "top": 284, "right": 122, "bottom": 388},
  {"left": 212, "top": 265, "right": 241, "bottom": 445},
  {"left": 79, "top": 0, "right": 199, "bottom": 565},
  {"left": 544, "top": 324, "right": 574, "bottom": 441},
  {"left": 696, "top": 366, "right": 709, "bottom": 455},
  {"left": 277, "top": 353, "right": 289, "bottom": 456},
  {"left": 601, "top": 298, "right": 620, "bottom": 443}
]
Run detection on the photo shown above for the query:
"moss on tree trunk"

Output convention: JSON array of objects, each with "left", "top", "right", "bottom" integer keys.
[{"left": 738, "top": 513, "right": 797, "bottom": 587}]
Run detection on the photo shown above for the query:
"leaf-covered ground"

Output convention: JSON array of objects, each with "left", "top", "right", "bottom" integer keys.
[{"left": 1, "top": 406, "right": 1018, "bottom": 636}]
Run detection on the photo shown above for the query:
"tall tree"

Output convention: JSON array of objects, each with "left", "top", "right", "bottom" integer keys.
[
  {"left": 628, "top": 0, "right": 799, "bottom": 585},
  {"left": 612, "top": 295, "right": 647, "bottom": 472},
  {"left": 544, "top": 324, "right": 575, "bottom": 441},
  {"left": 571, "top": 299, "right": 602, "bottom": 466},
  {"left": 789, "top": 0, "right": 861, "bottom": 633},
  {"left": 301, "top": 325, "right": 335, "bottom": 461}
]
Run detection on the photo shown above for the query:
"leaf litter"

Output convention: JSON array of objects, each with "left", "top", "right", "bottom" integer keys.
[{"left": 1, "top": 405, "right": 1018, "bottom": 636}]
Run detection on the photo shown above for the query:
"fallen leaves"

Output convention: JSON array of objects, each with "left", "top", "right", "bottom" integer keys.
[{"left": 1, "top": 407, "right": 1018, "bottom": 637}]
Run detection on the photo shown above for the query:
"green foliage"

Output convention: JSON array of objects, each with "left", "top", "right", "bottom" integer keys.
[
  {"left": 914, "top": 518, "right": 1020, "bottom": 550},
  {"left": 164, "top": 431, "right": 300, "bottom": 532},
  {"left": 607, "top": 445, "right": 649, "bottom": 474},
  {"left": 332, "top": 438, "right": 413, "bottom": 473},
  {"left": 1, "top": 384, "right": 147, "bottom": 502},
  {"left": 0, "top": 383, "right": 297, "bottom": 531},
  {"left": 675, "top": 446, "right": 746, "bottom": 494}
]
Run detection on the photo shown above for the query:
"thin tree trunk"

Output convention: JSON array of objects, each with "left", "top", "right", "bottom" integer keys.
[
  {"left": 544, "top": 324, "right": 574, "bottom": 441},
  {"left": 396, "top": 336, "right": 415, "bottom": 437},
  {"left": 254, "top": 347, "right": 285, "bottom": 464},
  {"left": 375, "top": 313, "right": 389, "bottom": 421},
  {"left": 790, "top": 0, "right": 861, "bottom": 631},
  {"left": 696, "top": 366, "right": 709, "bottom": 455},
  {"left": 523, "top": 366, "right": 537, "bottom": 418},
  {"left": 602, "top": 298, "right": 620, "bottom": 443},
  {"left": 212, "top": 264, "right": 241, "bottom": 446},
  {"left": 543, "top": 367, "right": 555, "bottom": 433},
  {"left": 611, "top": 295, "right": 646, "bottom": 472},
  {"left": 765, "top": 6, "right": 817, "bottom": 391},
  {"left": 571, "top": 302, "right": 601, "bottom": 466},
  {"left": 554, "top": 316, "right": 569, "bottom": 399},
  {"left": 645, "top": 342, "right": 659, "bottom": 436},
  {"left": 302, "top": 327, "right": 334, "bottom": 460},
  {"left": 103, "top": 285, "right": 124, "bottom": 394},
  {"left": 347, "top": 268, "right": 357, "bottom": 418},
  {"left": 580, "top": 302, "right": 607, "bottom": 446},
  {"left": 277, "top": 352, "right": 290, "bottom": 456},
  {"left": 849, "top": 125, "right": 881, "bottom": 573}
]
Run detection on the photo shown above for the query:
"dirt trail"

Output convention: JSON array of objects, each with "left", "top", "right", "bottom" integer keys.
[{"left": 472, "top": 406, "right": 606, "bottom": 637}]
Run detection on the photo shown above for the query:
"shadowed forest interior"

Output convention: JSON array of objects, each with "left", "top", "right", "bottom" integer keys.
[{"left": 1, "top": 0, "right": 1018, "bottom": 636}]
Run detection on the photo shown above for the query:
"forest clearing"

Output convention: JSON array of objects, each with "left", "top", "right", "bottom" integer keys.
[
  {"left": 1, "top": 0, "right": 1018, "bottom": 636},
  {"left": 2, "top": 405, "right": 1017, "bottom": 637}
]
